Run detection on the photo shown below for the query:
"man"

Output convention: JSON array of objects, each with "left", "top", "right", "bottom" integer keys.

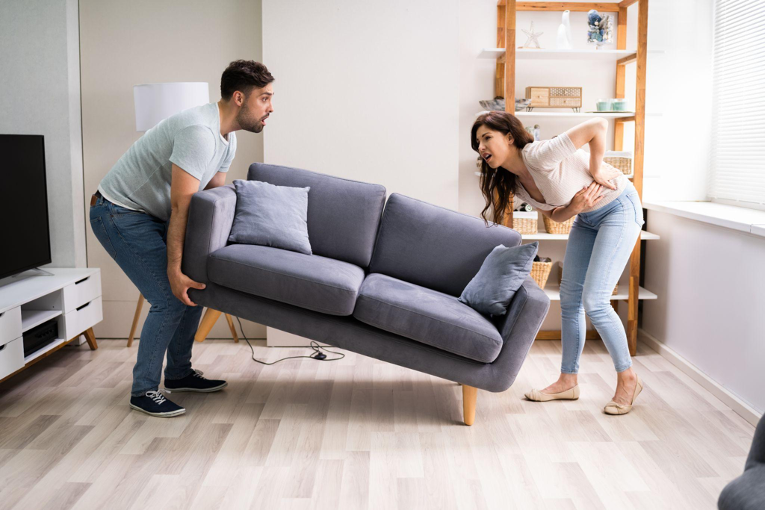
[{"left": 90, "top": 60, "right": 274, "bottom": 417}]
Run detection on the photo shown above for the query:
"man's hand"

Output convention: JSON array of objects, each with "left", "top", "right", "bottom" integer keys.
[
  {"left": 168, "top": 269, "right": 206, "bottom": 307},
  {"left": 591, "top": 165, "right": 622, "bottom": 190},
  {"left": 569, "top": 182, "right": 606, "bottom": 213}
]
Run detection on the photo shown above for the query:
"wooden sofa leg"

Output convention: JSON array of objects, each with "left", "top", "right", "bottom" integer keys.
[
  {"left": 463, "top": 385, "right": 477, "bottom": 426},
  {"left": 224, "top": 314, "right": 239, "bottom": 343},
  {"left": 195, "top": 308, "right": 222, "bottom": 342}
]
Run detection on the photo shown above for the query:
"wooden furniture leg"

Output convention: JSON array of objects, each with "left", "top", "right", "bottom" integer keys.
[
  {"left": 127, "top": 294, "right": 145, "bottom": 347},
  {"left": 130, "top": 295, "right": 240, "bottom": 345},
  {"left": 463, "top": 385, "right": 478, "bottom": 426},
  {"left": 195, "top": 308, "right": 222, "bottom": 343},
  {"left": 225, "top": 313, "right": 239, "bottom": 343},
  {"left": 83, "top": 327, "right": 98, "bottom": 350}
]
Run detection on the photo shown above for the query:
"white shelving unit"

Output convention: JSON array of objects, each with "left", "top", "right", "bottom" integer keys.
[
  {"left": 485, "top": 0, "right": 654, "bottom": 349},
  {"left": 0, "top": 268, "right": 102, "bottom": 383}
]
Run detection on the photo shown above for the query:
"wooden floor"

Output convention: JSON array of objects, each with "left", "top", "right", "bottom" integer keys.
[{"left": 0, "top": 337, "right": 755, "bottom": 510}]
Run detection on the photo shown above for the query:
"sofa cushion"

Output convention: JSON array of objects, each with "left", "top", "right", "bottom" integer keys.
[
  {"left": 228, "top": 179, "right": 312, "bottom": 255},
  {"left": 353, "top": 273, "right": 503, "bottom": 363},
  {"left": 208, "top": 244, "right": 365, "bottom": 316},
  {"left": 459, "top": 242, "right": 539, "bottom": 316},
  {"left": 248, "top": 163, "right": 386, "bottom": 268},
  {"left": 369, "top": 193, "right": 522, "bottom": 297}
]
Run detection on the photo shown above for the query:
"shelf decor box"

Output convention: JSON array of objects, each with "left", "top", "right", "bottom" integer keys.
[{"left": 525, "top": 86, "right": 583, "bottom": 109}]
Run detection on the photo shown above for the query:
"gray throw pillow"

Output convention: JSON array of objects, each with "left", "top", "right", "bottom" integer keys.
[
  {"left": 228, "top": 179, "right": 312, "bottom": 255},
  {"left": 458, "top": 242, "right": 538, "bottom": 316}
]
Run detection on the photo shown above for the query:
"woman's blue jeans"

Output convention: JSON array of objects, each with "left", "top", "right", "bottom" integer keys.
[
  {"left": 89, "top": 193, "right": 201, "bottom": 397},
  {"left": 559, "top": 184, "right": 644, "bottom": 374}
]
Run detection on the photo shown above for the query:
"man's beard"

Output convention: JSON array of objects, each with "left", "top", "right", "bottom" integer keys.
[{"left": 236, "top": 108, "right": 264, "bottom": 134}]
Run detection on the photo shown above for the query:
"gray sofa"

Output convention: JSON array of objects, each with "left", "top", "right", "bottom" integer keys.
[
  {"left": 718, "top": 415, "right": 764, "bottom": 510},
  {"left": 183, "top": 163, "right": 550, "bottom": 425}
]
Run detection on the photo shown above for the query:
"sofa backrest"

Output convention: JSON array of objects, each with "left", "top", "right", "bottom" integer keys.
[
  {"left": 247, "top": 163, "right": 387, "bottom": 268},
  {"left": 368, "top": 193, "right": 522, "bottom": 297}
]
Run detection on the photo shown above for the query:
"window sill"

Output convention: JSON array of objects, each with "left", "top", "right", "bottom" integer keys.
[{"left": 643, "top": 201, "right": 765, "bottom": 237}]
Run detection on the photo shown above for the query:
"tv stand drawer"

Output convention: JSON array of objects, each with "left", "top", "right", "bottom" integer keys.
[
  {"left": 0, "top": 337, "right": 24, "bottom": 380},
  {"left": 0, "top": 307, "right": 22, "bottom": 347},
  {"left": 62, "top": 273, "right": 102, "bottom": 313},
  {"left": 62, "top": 297, "right": 102, "bottom": 340}
]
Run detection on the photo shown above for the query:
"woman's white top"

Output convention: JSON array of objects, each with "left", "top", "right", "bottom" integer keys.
[{"left": 513, "top": 133, "right": 629, "bottom": 213}]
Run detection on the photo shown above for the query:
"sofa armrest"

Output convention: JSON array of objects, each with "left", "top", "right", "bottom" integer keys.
[
  {"left": 485, "top": 276, "right": 550, "bottom": 391},
  {"left": 182, "top": 185, "right": 237, "bottom": 284},
  {"left": 746, "top": 415, "right": 765, "bottom": 470}
]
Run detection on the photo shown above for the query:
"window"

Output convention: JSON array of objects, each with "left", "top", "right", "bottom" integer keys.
[{"left": 708, "top": 0, "right": 765, "bottom": 208}]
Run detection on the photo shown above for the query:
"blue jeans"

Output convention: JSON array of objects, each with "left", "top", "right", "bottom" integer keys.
[
  {"left": 89, "top": 193, "right": 201, "bottom": 396},
  {"left": 559, "top": 184, "right": 644, "bottom": 374}
]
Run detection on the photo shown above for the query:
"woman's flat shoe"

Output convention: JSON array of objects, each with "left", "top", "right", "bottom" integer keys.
[
  {"left": 604, "top": 375, "right": 643, "bottom": 415},
  {"left": 525, "top": 385, "right": 580, "bottom": 402}
]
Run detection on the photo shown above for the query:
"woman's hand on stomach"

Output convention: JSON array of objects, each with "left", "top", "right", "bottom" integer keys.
[{"left": 569, "top": 182, "right": 606, "bottom": 213}]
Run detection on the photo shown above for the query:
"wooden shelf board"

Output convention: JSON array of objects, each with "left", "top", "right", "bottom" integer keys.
[
  {"left": 479, "top": 48, "right": 664, "bottom": 61},
  {"left": 543, "top": 284, "right": 657, "bottom": 302},
  {"left": 522, "top": 231, "right": 659, "bottom": 240}
]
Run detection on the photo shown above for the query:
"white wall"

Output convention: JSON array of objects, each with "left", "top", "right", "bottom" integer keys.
[
  {"left": 642, "top": 211, "right": 765, "bottom": 414},
  {"left": 262, "top": 0, "right": 460, "bottom": 209},
  {"left": 0, "top": 0, "right": 87, "bottom": 269},
  {"left": 79, "top": 0, "right": 265, "bottom": 339},
  {"left": 458, "top": 0, "right": 498, "bottom": 217}
]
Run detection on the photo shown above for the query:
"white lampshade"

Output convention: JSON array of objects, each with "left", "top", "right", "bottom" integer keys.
[{"left": 133, "top": 82, "right": 210, "bottom": 132}]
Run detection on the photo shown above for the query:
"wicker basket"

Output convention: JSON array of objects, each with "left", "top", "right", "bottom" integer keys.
[
  {"left": 604, "top": 151, "right": 633, "bottom": 176},
  {"left": 557, "top": 261, "right": 619, "bottom": 295},
  {"left": 511, "top": 211, "right": 538, "bottom": 235},
  {"left": 531, "top": 260, "right": 552, "bottom": 289},
  {"left": 543, "top": 215, "right": 575, "bottom": 234}
]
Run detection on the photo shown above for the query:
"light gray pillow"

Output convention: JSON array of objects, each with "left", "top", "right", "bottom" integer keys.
[
  {"left": 228, "top": 179, "right": 312, "bottom": 255},
  {"left": 458, "top": 242, "right": 538, "bottom": 316}
]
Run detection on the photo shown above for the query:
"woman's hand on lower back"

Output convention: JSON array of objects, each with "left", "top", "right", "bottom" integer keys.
[{"left": 591, "top": 166, "right": 623, "bottom": 190}]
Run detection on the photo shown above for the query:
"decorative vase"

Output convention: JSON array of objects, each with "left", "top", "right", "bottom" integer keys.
[{"left": 556, "top": 10, "right": 573, "bottom": 50}]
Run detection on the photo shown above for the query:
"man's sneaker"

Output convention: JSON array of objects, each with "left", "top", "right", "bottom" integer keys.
[
  {"left": 164, "top": 369, "right": 228, "bottom": 393},
  {"left": 129, "top": 390, "right": 186, "bottom": 417}
]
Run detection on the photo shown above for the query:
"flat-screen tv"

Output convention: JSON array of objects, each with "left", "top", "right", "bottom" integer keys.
[{"left": 0, "top": 135, "right": 52, "bottom": 280}]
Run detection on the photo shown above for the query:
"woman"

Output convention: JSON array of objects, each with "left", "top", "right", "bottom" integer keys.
[{"left": 472, "top": 111, "right": 644, "bottom": 415}]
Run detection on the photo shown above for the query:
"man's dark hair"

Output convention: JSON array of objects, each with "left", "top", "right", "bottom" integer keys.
[{"left": 220, "top": 60, "right": 274, "bottom": 100}]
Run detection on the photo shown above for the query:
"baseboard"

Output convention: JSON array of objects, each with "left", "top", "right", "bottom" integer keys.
[{"left": 639, "top": 328, "right": 761, "bottom": 426}]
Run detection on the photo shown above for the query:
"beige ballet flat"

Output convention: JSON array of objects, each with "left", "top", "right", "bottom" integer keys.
[
  {"left": 525, "top": 385, "right": 580, "bottom": 402},
  {"left": 604, "top": 375, "right": 643, "bottom": 415}
]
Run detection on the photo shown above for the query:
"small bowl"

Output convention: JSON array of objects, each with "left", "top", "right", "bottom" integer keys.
[
  {"left": 596, "top": 99, "right": 613, "bottom": 112},
  {"left": 611, "top": 99, "right": 628, "bottom": 111}
]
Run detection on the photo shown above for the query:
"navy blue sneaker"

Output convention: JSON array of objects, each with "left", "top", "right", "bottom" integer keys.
[
  {"left": 164, "top": 369, "right": 228, "bottom": 393},
  {"left": 129, "top": 390, "right": 186, "bottom": 417}
]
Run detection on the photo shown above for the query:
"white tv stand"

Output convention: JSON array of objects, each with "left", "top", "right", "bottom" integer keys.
[{"left": 0, "top": 268, "right": 102, "bottom": 385}]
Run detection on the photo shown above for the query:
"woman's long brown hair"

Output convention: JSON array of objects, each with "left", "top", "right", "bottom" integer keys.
[{"left": 471, "top": 111, "right": 534, "bottom": 225}]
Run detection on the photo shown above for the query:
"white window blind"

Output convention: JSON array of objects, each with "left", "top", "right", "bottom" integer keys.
[{"left": 708, "top": 0, "right": 765, "bottom": 207}]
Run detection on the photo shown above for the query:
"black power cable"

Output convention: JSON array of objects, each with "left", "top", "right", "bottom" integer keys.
[{"left": 235, "top": 316, "right": 345, "bottom": 365}]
